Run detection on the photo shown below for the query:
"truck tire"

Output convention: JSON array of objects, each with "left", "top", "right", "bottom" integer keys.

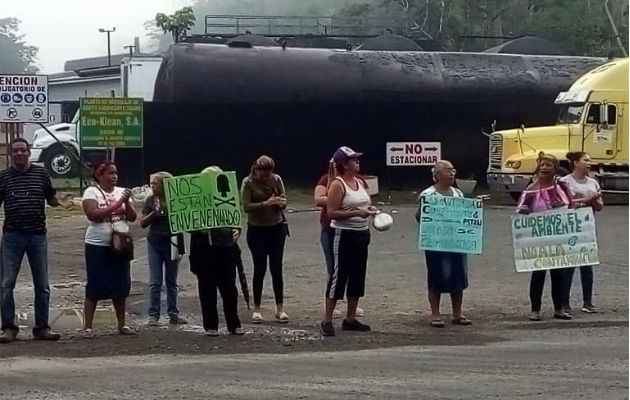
[{"left": 43, "top": 144, "right": 79, "bottom": 178}]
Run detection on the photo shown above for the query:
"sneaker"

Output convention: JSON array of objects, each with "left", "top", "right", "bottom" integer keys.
[
  {"left": 0, "top": 329, "right": 17, "bottom": 343},
  {"left": 205, "top": 329, "right": 220, "bottom": 337},
  {"left": 562, "top": 304, "right": 573, "bottom": 315},
  {"left": 169, "top": 316, "right": 188, "bottom": 325},
  {"left": 320, "top": 321, "right": 335, "bottom": 337},
  {"left": 581, "top": 304, "right": 598, "bottom": 313},
  {"left": 356, "top": 308, "right": 366, "bottom": 318},
  {"left": 33, "top": 328, "right": 61, "bottom": 341},
  {"left": 147, "top": 317, "right": 160, "bottom": 326},
  {"left": 229, "top": 327, "right": 245, "bottom": 335},
  {"left": 341, "top": 319, "right": 371, "bottom": 332},
  {"left": 554, "top": 312, "right": 572, "bottom": 320},
  {"left": 528, "top": 311, "right": 542, "bottom": 321}
]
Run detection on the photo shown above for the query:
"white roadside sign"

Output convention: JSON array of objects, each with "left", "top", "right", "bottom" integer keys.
[
  {"left": 386, "top": 141, "right": 441, "bottom": 166},
  {"left": 0, "top": 74, "right": 49, "bottom": 123}
]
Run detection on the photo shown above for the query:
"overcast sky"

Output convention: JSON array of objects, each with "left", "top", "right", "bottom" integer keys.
[{"left": 1, "top": 0, "right": 194, "bottom": 73}]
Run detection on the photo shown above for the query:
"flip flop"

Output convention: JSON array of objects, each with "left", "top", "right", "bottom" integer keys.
[
  {"left": 275, "top": 312, "right": 290, "bottom": 323},
  {"left": 81, "top": 328, "right": 96, "bottom": 339},
  {"left": 452, "top": 317, "right": 473, "bottom": 326},
  {"left": 252, "top": 312, "right": 264, "bottom": 324},
  {"left": 430, "top": 319, "right": 445, "bottom": 328},
  {"left": 118, "top": 326, "right": 137, "bottom": 335}
]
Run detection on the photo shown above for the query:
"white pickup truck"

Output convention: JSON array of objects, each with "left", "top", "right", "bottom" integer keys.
[{"left": 29, "top": 56, "right": 162, "bottom": 177}]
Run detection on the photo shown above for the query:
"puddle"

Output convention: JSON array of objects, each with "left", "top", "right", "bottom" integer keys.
[
  {"left": 171, "top": 323, "right": 322, "bottom": 342},
  {"left": 18, "top": 307, "right": 119, "bottom": 331}
]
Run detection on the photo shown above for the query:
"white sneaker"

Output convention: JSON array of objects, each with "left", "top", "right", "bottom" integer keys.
[{"left": 205, "top": 329, "right": 219, "bottom": 336}]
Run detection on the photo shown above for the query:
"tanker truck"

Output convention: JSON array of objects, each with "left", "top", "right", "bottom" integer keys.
[
  {"left": 105, "top": 43, "right": 606, "bottom": 187},
  {"left": 487, "top": 58, "right": 628, "bottom": 200}
]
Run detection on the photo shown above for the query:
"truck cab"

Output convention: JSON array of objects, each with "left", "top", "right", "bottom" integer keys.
[
  {"left": 487, "top": 58, "right": 629, "bottom": 199},
  {"left": 29, "top": 56, "right": 162, "bottom": 178}
]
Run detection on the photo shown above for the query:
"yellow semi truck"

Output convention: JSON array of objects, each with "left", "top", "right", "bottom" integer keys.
[{"left": 487, "top": 58, "right": 628, "bottom": 199}]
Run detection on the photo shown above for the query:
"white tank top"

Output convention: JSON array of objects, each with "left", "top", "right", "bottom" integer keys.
[{"left": 330, "top": 177, "right": 371, "bottom": 231}]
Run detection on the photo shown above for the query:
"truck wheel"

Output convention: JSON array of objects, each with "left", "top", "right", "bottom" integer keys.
[{"left": 43, "top": 145, "right": 79, "bottom": 178}]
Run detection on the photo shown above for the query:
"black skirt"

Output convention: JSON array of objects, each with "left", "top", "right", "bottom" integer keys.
[{"left": 85, "top": 243, "right": 131, "bottom": 300}]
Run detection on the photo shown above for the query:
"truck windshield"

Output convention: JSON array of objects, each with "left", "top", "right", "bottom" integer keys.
[{"left": 557, "top": 105, "right": 583, "bottom": 124}]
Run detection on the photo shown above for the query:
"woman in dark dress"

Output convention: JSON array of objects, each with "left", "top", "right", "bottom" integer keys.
[{"left": 416, "top": 160, "right": 471, "bottom": 328}]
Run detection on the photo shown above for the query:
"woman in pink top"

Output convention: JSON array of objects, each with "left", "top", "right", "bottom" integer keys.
[{"left": 516, "top": 153, "right": 574, "bottom": 321}]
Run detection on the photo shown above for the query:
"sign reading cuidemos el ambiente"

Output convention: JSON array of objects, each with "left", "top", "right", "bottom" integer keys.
[{"left": 511, "top": 207, "right": 599, "bottom": 272}]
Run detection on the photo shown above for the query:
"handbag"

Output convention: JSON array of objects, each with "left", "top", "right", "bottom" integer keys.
[
  {"left": 271, "top": 185, "right": 290, "bottom": 238},
  {"left": 96, "top": 186, "right": 134, "bottom": 261},
  {"left": 280, "top": 211, "right": 290, "bottom": 238}
]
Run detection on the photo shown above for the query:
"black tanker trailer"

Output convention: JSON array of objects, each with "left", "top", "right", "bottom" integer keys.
[{"left": 116, "top": 43, "right": 604, "bottom": 189}]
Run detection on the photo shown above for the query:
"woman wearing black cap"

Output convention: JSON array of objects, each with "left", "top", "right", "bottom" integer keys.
[{"left": 320, "top": 146, "right": 377, "bottom": 337}]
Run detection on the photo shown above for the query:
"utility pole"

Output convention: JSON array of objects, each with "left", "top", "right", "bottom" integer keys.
[{"left": 98, "top": 27, "right": 116, "bottom": 66}]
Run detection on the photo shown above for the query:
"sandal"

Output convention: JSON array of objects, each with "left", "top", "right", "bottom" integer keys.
[
  {"left": 275, "top": 312, "right": 290, "bottom": 323},
  {"left": 252, "top": 312, "right": 263, "bottom": 324},
  {"left": 81, "top": 328, "right": 96, "bottom": 339},
  {"left": 118, "top": 326, "right": 137, "bottom": 335},
  {"left": 430, "top": 319, "right": 445, "bottom": 328},
  {"left": 452, "top": 316, "right": 473, "bottom": 326}
]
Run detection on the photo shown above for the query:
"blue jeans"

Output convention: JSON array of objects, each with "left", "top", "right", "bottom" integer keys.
[
  {"left": 147, "top": 241, "right": 180, "bottom": 319},
  {"left": 0, "top": 232, "right": 50, "bottom": 333},
  {"left": 564, "top": 266, "right": 594, "bottom": 305}
]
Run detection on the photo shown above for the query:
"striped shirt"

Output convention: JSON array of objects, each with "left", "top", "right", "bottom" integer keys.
[{"left": 0, "top": 165, "right": 56, "bottom": 234}]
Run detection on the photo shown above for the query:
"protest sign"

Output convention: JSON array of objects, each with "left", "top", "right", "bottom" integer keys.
[
  {"left": 511, "top": 207, "right": 599, "bottom": 272},
  {"left": 206, "top": 170, "right": 242, "bottom": 228},
  {"left": 418, "top": 195, "right": 483, "bottom": 254},
  {"left": 164, "top": 171, "right": 242, "bottom": 234}
]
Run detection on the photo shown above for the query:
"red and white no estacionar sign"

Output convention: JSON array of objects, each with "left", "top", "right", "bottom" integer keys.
[{"left": 386, "top": 141, "right": 442, "bottom": 166}]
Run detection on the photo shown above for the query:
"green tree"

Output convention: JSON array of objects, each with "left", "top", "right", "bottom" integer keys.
[
  {"left": 336, "top": 0, "right": 629, "bottom": 56},
  {"left": 144, "top": 19, "right": 173, "bottom": 53},
  {"left": 155, "top": 6, "right": 196, "bottom": 43},
  {"left": 0, "top": 18, "right": 38, "bottom": 73}
]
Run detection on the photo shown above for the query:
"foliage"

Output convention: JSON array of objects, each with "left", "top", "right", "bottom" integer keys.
[
  {"left": 0, "top": 18, "right": 39, "bottom": 74},
  {"left": 146, "top": 0, "right": 629, "bottom": 57},
  {"left": 155, "top": 6, "right": 196, "bottom": 43}
]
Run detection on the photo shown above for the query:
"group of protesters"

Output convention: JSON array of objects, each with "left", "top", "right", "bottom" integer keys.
[{"left": 0, "top": 138, "right": 603, "bottom": 342}]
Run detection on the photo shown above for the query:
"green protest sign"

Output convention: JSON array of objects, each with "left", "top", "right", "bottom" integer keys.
[
  {"left": 79, "top": 97, "right": 143, "bottom": 148},
  {"left": 418, "top": 195, "right": 483, "bottom": 254},
  {"left": 511, "top": 208, "right": 599, "bottom": 272},
  {"left": 164, "top": 171, "right": 242, "bottom": 234},
  {"left": 205, "top": 170, "right": 242, "bottom": 227}
]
